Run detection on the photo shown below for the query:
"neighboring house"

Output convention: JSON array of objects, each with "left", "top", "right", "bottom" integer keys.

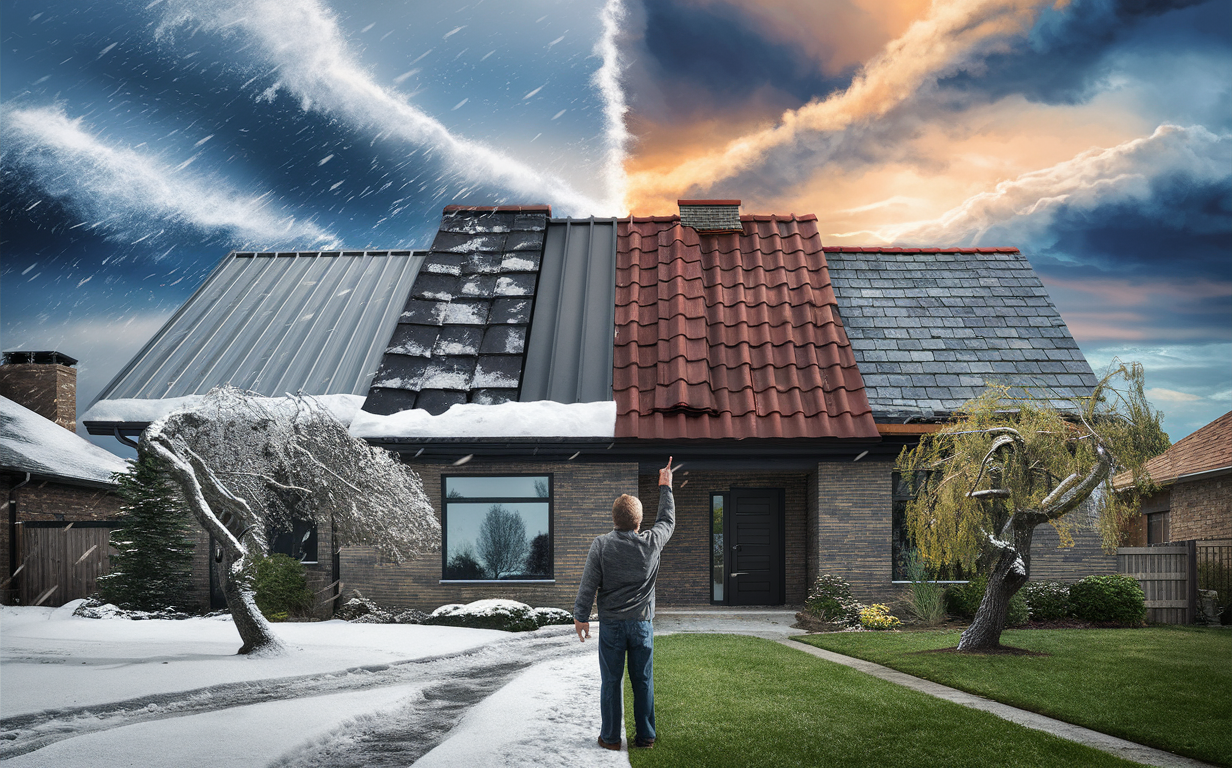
[
  {"left": 0, "top": 352, "right": 127, "bottom": 606},
  {"left": 1119, "top": 410, "right": 1232, "bottom": 546},
  {"left": 83, "top": 201, "right": 1116, "bottom": 612}
]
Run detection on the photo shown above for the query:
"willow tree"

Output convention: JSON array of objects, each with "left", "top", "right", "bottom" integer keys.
[
  {"left": 896, "top": 363, "right": 1167, "bottom": 651},
  {"left": 142, "top": 387, "right": 439, "bottom": 655}
]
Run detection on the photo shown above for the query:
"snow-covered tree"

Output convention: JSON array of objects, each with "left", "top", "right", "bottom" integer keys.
[
  {"left": 98, "top": 453, "right": 196, "bottom": 611},
  {"left": 141, "top": 387, "right": 439, "bottom": 654},
  {"left": 896, "top": 363, "right": 1167, "bottom": 651}
]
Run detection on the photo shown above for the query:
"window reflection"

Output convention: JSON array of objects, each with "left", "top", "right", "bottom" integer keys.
[{"left": 711, "top": 493, "right": 725, "bottom": 602}]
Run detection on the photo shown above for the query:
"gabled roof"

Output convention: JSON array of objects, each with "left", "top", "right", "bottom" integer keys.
[
  {"left": 613, "top": 215, "right": 878, "bottom": 440},
  {"left": 1126, "top": 410, "right": 1232, "bottom": 487},
  {"left": 1, "top": 396, "right": 127, "bottom": 487},
  {"left": 83, "top": 250, "right": 423, "bottom": 432},
  {"left": 823, "top": 246, "right": 1098, "bottom": 419}
]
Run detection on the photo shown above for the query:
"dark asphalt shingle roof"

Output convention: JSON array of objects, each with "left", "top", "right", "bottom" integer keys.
[{"left": 823, "top": 246, "right": 1098, "bottom": 419}]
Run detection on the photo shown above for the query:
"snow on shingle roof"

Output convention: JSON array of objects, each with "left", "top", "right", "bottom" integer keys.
[{"left": 1, "top": 396, "right": 127, "bottom": 486}]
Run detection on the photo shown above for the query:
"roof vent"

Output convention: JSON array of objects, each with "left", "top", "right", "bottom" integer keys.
[{"left": 678, "top": 199, "right": 742, "bottom": 233}]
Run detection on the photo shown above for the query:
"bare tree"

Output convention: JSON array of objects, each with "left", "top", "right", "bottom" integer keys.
[
  {"left": 896, "top": 363, "right": 1167, "bottom": 651},
  {"left": 476, "top": 505, "right": 528, "bottom": 579},
  {"left": 142, "top": 387, "right": 438, "bottom": 655}
]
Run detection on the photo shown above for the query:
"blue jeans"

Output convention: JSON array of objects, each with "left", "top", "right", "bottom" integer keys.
[{"left": 598, "top": 619, "right": 655, "bottom": 744}]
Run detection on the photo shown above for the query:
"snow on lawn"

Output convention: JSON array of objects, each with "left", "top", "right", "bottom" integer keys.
[
  {"left": 1, "top": 602, "right": 505, "bottom": 716},
  {"left": 414, "top": 651, "right": 629, "bottom": 768}
]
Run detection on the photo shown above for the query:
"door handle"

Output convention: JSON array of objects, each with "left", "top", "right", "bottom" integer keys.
[
  {"left": 731, "top": 544, "right": 742, "bottom": 552},
  {"left": 730, "top": 572, "right": 748, "bottom": 577}
]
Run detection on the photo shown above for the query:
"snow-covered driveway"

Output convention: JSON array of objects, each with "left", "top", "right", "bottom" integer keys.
[{"left": 1, "top": 604, "right": 629, "bottom": 767}]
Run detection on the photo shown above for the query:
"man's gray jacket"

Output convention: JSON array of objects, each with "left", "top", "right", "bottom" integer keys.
[{"left": 573, "top": 486, "right": 675, "bottom": 623}]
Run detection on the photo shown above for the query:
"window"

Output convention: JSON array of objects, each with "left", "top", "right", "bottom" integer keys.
[
  {"left": 891, "top": 471, "right": 966, "bottom": 582},
  {"left": 269, "top": 518, "right": 318, "bottom": 563},
  {"left": 711, "top": 493, "right": 725, "bottom": 602},
  {"left": 442, "top": 475, "right": 552, "bottom": 581},
  {"left": 1146, "top": 511, "right": 1170, "bottom": 545}
]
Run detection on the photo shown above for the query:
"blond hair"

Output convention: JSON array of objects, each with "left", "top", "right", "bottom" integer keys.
[{"left": 611, "top": 494, "right": 643, "bottom": 531}]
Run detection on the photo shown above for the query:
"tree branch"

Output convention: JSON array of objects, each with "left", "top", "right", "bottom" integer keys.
[
  {"left": 969, "top": 432, "right": 1023, "bottom": 492},
  {"left": 144, "top": 431, "right": 246, "bottom": 557},
  {"left": 1042, "top": 444, "right": 1112, "bottom": 520}
]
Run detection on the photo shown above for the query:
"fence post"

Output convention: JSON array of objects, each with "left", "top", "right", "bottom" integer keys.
[{"left": 1186, "top": 539, "right": 1198, "bottom": 624}]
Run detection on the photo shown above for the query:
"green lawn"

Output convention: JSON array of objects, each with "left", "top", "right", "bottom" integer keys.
[
  {"left": 623, "top": 634, "right": 1140, "bottom": 768},
  {"left": 796, "top": 626, "right": 1232, "bottom": 767}
]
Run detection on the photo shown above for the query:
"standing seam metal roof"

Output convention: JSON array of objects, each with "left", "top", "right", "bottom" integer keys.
[
  {"left": 823, "top": 246, "right": 1098, "bottom": 418},
  {"left": 86, "top": 251, "right": 425, "bottom": 405},
  {"left": 519, "top": 218, "right": 619, "bottom": 404}
]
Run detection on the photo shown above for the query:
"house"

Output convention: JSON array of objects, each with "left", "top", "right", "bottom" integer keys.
[
  {"left": 0, "top": 352, "right": 128, "bottom": 606},
  {"left": 1119, "top": 410, "right": 1232, "bottom": 546},
  {"left": 82, "top": 201, "right": 1116, "bottom": 613}
]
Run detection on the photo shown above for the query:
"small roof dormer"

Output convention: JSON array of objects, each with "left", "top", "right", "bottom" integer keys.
[{"left": 678, "top": 199, "right": 743, "bottom": 234}]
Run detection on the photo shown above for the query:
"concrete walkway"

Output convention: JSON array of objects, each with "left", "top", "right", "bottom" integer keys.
[{"left": 655, "top": 609, "right": 1214, "bottom": 768}]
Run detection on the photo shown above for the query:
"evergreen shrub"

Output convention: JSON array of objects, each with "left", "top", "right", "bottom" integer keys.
[
  {"left": 1070, "top": 574, "right": 1146, "bottom": 625},
  {"left": 1021, "top": 580, "right": 1072, "bottom": 621},
  {"left": 806, "top": 574, "right": 863, "bottom": 625},
  {"left": 252, "top": 554, "right": 314, "bottom": 621},
  {"left": 97, "top": 455, "right": 196, "bottom": 611}
]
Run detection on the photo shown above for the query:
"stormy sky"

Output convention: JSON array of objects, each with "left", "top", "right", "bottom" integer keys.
[{"left": 2, "top": 0, "right": 1229, "bottom": 450}]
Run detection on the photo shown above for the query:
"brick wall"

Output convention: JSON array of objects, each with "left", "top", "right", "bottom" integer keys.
[
  {"left": 637, "top": 470, "right": 810, "bottom": 606},
  {"left": 813, "top": 459, "right": 897, "bottom": 603},
  {"left": 1028, "top": 518, "right": 1116, "bottom": 581},
  {"left": 0, "top": 363, "right": 77, "bottom": 431},
  {"left": 1170, "top": 476, "right": 1232, "bottom": 542},
  {"left": 340, "top": 461, "right": 638, "bottom": 612}
]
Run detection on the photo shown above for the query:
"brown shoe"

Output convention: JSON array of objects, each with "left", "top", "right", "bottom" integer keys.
[
  {"left": 597, "top": 737, "right": 621, "bottom": 751},
  {"left": 634, "top": 737, "right": 656, "bottom": 749}
]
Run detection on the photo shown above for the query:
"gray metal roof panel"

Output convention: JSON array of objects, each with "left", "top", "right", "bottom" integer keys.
[
  {"left": 825, "top": 249, "right": 1098, "bottom": 419},
  {"left": 519, "top": 218, "right": 618, "bottom": 404},
  {"left": 88, "top": 251, "right": 424, "bottom": 406}
]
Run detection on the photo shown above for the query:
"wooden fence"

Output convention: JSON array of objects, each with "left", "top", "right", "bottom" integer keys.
[
  {"left": 17, "top": 522, "right": 117, "bottom": 607},
  {"left": 1117, "top": 543, "right": 1194, "bottom": 624}
]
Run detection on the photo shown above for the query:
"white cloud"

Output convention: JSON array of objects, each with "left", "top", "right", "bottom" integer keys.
[
  {"left": 3, "top": 105, "right": 339, "bottom": 248},
  {"left": 154, "top": 0, "right": 606, "bottom": 215},
  {"left": 591, "top": 0, "right": 631, "bottom": 213},
  {"left": 878, "top": 124, "right": 1232, "bottom": 246}
]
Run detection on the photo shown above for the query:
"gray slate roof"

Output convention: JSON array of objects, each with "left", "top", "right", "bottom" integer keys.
[
  {"left": 86, "top": 250, "right": 424, "bottom": 407},
  {"left": 824, "top": 247, "right": 1098, "bottom": 419}
]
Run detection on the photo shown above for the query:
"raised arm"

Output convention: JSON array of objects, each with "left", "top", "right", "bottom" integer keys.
[{"left": 649, "top": 457, "right": 676, "bottom": 549}]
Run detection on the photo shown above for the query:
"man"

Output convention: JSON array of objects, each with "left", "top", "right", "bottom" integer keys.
[{"left": 574, "top": 457, "right": 676, "bottom": 751}]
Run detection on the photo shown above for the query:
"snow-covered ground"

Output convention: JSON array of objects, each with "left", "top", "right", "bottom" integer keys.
[{"left": 1, "top": 603, "right": 629, "bottom": 767}]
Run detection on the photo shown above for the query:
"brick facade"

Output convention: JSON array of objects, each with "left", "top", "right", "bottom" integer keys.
[
  {"left": 0, "top": 363, "right": 78, "bottom": 432},
  {"left": 339, "top": 461, "right": 638, "bottom": 612},
  {"left": 1170, "top": 475, "right": 1231, "bottom": 542}
]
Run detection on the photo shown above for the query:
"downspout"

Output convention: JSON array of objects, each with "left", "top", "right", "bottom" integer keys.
[
  {"left": 8, "top": 472, "right": 31, "bottom": 601},
  {"left": 113, "top": 427, "right": 139, "bottom": 450}
]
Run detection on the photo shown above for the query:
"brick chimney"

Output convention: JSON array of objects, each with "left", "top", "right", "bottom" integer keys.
[
  {"left": 0, "top": 351, "right": 79, "bottom": 432},
  {"left": 678, "top": 199, "right": 743, "bottom": 233}
]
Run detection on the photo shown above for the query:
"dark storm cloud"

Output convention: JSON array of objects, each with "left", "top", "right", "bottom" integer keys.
[
  {"left": 939, "top": 0, "right": 1228, "bottom": 107},
  {"left": 638, "top": 0, "right": 853, "bottom": 114}
]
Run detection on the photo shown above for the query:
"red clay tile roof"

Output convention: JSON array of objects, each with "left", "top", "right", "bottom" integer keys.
[
  {"left": 1118, "top": 410, "right": 1232, "bottom": 487},
  {"left": 614, "top": 215, "right": 878, "bottom": 440}
]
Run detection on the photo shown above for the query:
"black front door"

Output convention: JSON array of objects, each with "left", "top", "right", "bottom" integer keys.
[{"left": 726, "top": 488, "right": 784, "bottom": 606}]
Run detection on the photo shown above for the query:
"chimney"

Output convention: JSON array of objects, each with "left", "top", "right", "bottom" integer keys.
[
  {"left": 678, "top": 199, "right": 743, "bottom": 233},
  {"left": 0, "top": 351, "right": 79, "bottom": 432}
]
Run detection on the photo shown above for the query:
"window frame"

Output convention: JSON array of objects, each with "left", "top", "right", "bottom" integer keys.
[
  {"left": 268, "top": 518, "right": 319, "bottom": 564},
  {"left": 1146, "top": 510, "right": 1170, "bottom": 545},
  {"left": 890, "top": 469, "right": 970, "bottom": 584},
  {"left": 710, "top": 491, "right": 727, "bottom": 604},
  {"left": 439, "top": 472, "right": 555, "bottom": 584}
]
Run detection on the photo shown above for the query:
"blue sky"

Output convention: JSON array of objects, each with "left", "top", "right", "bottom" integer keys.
[{"left": 2, "top": 0, "right": 1229, "bottom": 451}]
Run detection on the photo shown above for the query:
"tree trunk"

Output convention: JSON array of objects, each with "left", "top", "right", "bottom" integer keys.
[
  {"left": 220, "top": 549, "right": 283, "bottom": 656},
  {"left": 958, "top": 522, "right": 1036, "bottom": 652}
]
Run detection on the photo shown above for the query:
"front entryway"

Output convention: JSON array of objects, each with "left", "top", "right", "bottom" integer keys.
[{"left": 715, "top": 488, "right": 785, "bottom": 606}]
